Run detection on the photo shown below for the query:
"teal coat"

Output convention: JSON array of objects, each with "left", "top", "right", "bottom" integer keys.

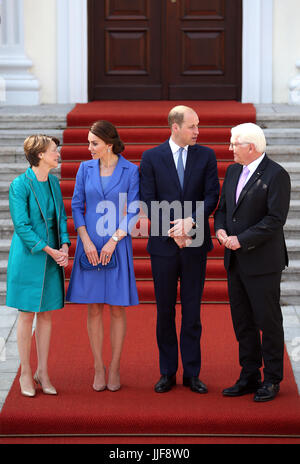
[{"left": 6, "top": 168, "right": 70, "bottom": 311}]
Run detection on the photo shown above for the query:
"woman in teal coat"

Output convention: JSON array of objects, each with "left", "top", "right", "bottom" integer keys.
[{"left": 6, "top": 134, "right": 70, "bottom": 397}]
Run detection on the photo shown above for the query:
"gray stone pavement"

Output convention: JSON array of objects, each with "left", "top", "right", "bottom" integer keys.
[{"left": 0, "top": 304, "right": 299, "bottom": 411}]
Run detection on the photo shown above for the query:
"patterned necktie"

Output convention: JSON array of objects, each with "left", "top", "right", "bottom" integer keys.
[
  {"left": 235, "top": 165, "right": 250, "bottom": 203},
  {"left": 177, "top": 147, "right": 184, "bottom": 189}
]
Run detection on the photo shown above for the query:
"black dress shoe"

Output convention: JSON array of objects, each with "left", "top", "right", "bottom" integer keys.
[
  {"left": 183, "top": 377, "right": 208, "bottom": 393},
  {"left": 154, "top": 375, "right": 176, "bottom": 393},
  {"left": 253, "top": 383, "right": 280, "bottom": 402},
  {"left": 223, "top": 379, "right": 262, "bottom": 397}
]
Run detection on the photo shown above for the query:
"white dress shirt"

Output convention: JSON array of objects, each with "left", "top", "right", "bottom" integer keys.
[
  {"left": 169, "top": 138, "right": 188, "bottom": 170},
  {"left": 244, "top": 153, "right": 265, "bottom": 185}
]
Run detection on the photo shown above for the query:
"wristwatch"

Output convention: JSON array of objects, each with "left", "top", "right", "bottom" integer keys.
[{"left": 112, "top": 235, "right": 119, "bottom": 242}]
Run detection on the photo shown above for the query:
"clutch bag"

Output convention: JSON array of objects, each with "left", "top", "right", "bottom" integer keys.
[{"left": 79, "top": 250, "right": 117, "bottom": 271}]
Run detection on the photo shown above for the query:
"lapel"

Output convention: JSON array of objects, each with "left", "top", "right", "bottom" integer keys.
[
  {"left": 89, "top": 155, "right": 129, "bottom": 199},
  {"left": 104, "top": 155, "right": 129, "bottom": 196},
  {"left": 25, "top": 167, "right": 48, "bottom": 224},
  {"left": 48, "top": 175, "right": 61, "bottom": 221},
  {"left": 234, "top": 155, "right": 269, "bottom": 211},
  {"left": 183, "top": 145, "right": 195, "bottom": 193}
]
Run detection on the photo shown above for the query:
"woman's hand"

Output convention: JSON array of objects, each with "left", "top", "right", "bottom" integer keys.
[
  {"left": 100, "top": 238, "right": 117, "bottom": 265},
  {"left": 58, "top": 243, "right": 69, "bottom": 268},
  {"left": 44, "top": 246, "right": 69, "bottom": 267},
  {"left": 82, "top": 238, "right": 100, "bottom": 266}
]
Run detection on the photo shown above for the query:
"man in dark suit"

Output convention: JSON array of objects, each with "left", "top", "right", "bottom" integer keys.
[
  {"left": 214, "top": 122, "right": 291, "bottom": 402},
  {"left": 140, "top": 105, "right": 219, "bottom": 393}
]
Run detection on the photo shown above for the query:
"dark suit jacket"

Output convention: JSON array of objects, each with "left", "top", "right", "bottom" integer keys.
[
  {"left": 214, "top": 154, "right": 291, "bottom": 275},
  {"left": 140, "top": 140, "right": 220, "bottom": 257}
]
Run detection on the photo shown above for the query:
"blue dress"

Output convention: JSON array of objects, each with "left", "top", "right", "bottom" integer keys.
[{"left": 66, "top": 155, "right": 140, "bottom": 306}]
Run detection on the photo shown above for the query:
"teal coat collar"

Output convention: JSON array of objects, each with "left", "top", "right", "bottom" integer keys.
[{"left": 25, "top": 167, "right": 61, "bottom": 223}]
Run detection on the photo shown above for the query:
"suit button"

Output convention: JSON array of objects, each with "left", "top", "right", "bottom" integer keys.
[{"left": 233, "top": 218, "right": 237, "bottom": 222}]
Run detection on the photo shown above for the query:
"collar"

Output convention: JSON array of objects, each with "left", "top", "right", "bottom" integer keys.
[
  {"left": 169, "top": 137, "right": 189, "bottom": 156},
  {"left": 245, "top": 152, "right": 265, "bottom": 176}
]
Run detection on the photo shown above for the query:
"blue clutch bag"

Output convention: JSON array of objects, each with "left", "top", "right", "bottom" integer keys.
[{"left": 79, "top": 251, "right": 117, "bottom": 271}]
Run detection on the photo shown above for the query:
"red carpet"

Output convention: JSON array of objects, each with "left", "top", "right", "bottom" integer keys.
[
  {"left": 2, "top": 101, "right": 299, "bottom": 444},
  {"left": 1, "top": 305, "right": 300, "bottom": 443},
  {"left": 61, "top": 100, "right": 256, "bottom": 304}
]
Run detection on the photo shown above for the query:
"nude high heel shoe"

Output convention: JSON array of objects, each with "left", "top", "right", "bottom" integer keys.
[
  {"left": 93, "top": 366, "right": 106, "bottom": 392},
  {"left": 107, "top": 369, "right": 121, "bottom": 392},
  {"left": 34, "top": 372, "right": 57, "bottom": 395},
  {"left": 19, "top": 377, "right": 36, "bottom": 397}
]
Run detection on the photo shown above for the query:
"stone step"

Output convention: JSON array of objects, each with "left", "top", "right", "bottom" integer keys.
[
  {"left": 0, "top": 240, "right": 11, "bottom": 261},
  {"left": 264, "top": 128, "right": 300, "bottom": 145},
  {"left": 290, "top": 181, "right": 300, "bottom": 200},
  {"left": 0, "top": 181, "right": 11, "bottom": 200},
  {"left": 0, "top": 200, "right": 10, "bottom": 218},
  {"left": 0, "top": 220, "right": 13, "bottom": 239},
  {"left": 279, "top": 162, "right": 300, "bottom": 180},
  {"left": 0, "top": 163, "right": 60, "bottom": 183},
  {"left": 267, "top": 145, "right": 300, "bottom": 162},
  {"left": 284, "top": 218, "right": 300, "bottom": 239},
  {"left": 286, "top": 239, "right": 300, "bottom": 260},
  {"left": 0, "top": 163, "right": 61, "bottom": 187},
  {"left": 0, "top": 104, "right": 73, "bottom": 129},
  {"left": 288, "top": 200, "right": 300, "bottom": 219},
  {"left": 0, "top": 282, "right": 6, "bottom": 305},
  {"left": 0, "top": 129, "right": 64, "bottom": 146},
  {"left": 256, "top": 104, "right": 300, "bottom": 127},
  {"left": 282, "top": 260, "right": 300, "bottom": 281},
  {"left": 280, "top": 281, "right": 300, "bottom": 306},
  {"left": 0, "top": 260, "right": 7, "bottom": 277},
  {"left": 0, "top": 146, "right": 26, "bottom": 163}
]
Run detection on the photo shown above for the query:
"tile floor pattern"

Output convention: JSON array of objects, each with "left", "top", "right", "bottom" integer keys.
[{"left": 0, "top": 305, "right": 300, "bottom": 411}]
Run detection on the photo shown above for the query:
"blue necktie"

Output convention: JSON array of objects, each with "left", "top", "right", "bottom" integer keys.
[{"left": 177, "top": 147, "right": 184, "bottom": 189}]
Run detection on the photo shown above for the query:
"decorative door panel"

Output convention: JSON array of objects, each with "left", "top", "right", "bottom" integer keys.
[
  {"left": 88, "top": 0, "right": 242, "bottom": 100},
  {"left": 89, "top": 0, "right": 162, "bottom": 100}
]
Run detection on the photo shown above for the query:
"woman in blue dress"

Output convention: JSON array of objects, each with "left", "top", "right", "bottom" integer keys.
[{"left": 67, "top": 120, "right": 139, "bottom": 392}]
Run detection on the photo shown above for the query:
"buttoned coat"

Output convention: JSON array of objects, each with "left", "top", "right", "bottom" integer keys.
[
  {"left": 6, "top": 167, "right": 70, "bottom": 311},
  {"left": 140, "top": 140, "right": 220, "bottom": 257},
  {"left": 214, "top": 154, "right": 291, "bottom": 275}
]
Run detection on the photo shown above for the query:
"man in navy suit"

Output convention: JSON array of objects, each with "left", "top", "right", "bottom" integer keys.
[
  {"left": 140, "top": 106, "right": 219, "bottom": 393},
  {"left": 214, "top": 123, "right": 291, "bottom": 402}
]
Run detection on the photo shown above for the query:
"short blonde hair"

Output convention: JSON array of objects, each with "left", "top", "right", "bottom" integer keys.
[
  {"left": 24, "top": 134, "right": 60, "bottom": 167},
  {"left": 231, "top": 123, "right": 266, "bottom": 153}
]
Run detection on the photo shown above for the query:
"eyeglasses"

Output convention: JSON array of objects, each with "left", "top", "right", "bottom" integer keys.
[{"left": 229, "top": 142, "right": 250, "bottom": 149}]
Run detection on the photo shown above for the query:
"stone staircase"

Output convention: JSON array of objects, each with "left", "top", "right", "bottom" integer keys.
[
  {"left": 0, "top": 104, "right": 300, "bottom": 306},
  {"left": 256, "top": 105, "right": 300, "bottom": 305},
  {"left": 0, "top": 104, "right": 73, "bottom": 306}
]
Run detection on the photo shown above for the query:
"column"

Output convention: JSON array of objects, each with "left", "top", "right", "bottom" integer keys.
[
  {"left": 56, "top": 0, "right": 87, "bottom": 103},
  {"left": 242, "top": 0, "right": 273, "bottom": 104},
  {"left": 289, "top": 61, "right": 300, "bottom": 104},
  {"left": 0, "top": 0, "right": 40, "bottom": 105}
]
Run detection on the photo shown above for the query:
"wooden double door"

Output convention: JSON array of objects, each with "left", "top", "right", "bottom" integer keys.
[{"left": 88, "top": 0, "right": 242, "bottom": 100}]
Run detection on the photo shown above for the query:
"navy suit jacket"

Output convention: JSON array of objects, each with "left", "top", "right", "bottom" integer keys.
[
  {"left": 214, "top": 154, "right": 291, "bottom": 275},
  {"left": 140, "top": 140, "right": 220, "bottom": 257}
]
